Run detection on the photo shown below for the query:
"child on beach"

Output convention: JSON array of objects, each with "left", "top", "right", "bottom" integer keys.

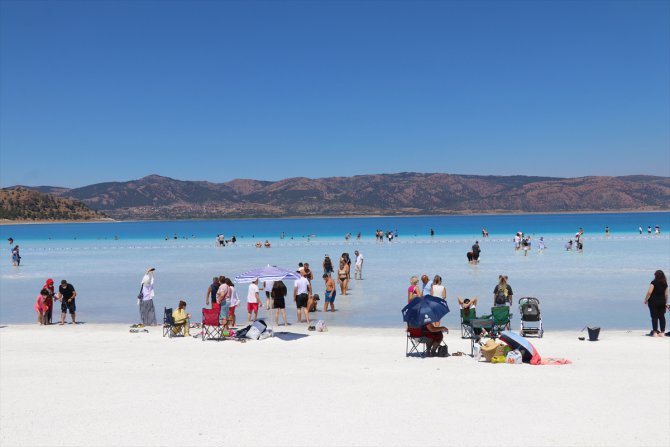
[{"left": 35, "top": 289, "right": 49, "bottom": 325}]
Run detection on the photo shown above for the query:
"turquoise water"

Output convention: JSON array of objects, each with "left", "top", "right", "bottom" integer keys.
[
  {"left": 1, "top": 212, "right": 667, "bottom": 241},
  {"left": 1, "top": 212, "right": 669, "bottom": 330}
]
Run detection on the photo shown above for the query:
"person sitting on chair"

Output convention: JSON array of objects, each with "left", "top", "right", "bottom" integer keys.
[
  {"left": 172, "top": 300, "right": 191, "bottom": 336},
  {"left": 408, "top": 321, "right": 449, "bottom": 357},
  {"left": 424, "top": 322, "right": 449, "bottom": 356},
  {"left": 458, "top": 296, "right": 478, "bottom": 310}
]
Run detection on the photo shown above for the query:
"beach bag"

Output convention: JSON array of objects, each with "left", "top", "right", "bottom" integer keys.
[
  {"left": 246, "top": 320, "right": 267, "bottom": 340},
  {"left": 258, "top": 329, "right": 272, "bottom": 340},
  {"left": 235, "top": 325, "right": 251, "bottom": 339},
  {"left": 436, "top": 344, "right": 449, "bottom": 357},
  {"left": 506, "top": 350, "right": 523, "bottom": 364},
  {"left": 137, "top": 284, "right": 143, "bottom": 300},
  {"left": 481, "top": 340, "right": 502, "bottom": 362},
  {"left": 315, "top": 320, "right": 328, "bottom": 332},
  {"left": 491, "top": 356, "right": 507, "bottom": 364}
]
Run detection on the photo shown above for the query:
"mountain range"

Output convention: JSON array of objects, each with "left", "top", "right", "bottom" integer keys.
[{"left": 6, "top": 173, "right": 669, "bottom": 220}]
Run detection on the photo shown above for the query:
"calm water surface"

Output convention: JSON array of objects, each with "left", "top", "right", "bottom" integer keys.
[{"left": 1, "top": 212, "right": 669, "bottom": 330}]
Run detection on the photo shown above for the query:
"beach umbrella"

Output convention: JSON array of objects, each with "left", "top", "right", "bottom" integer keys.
[
  {"left": 401, "top": 295, "right": 450, "bottom": 327},
  {"left": 234, "top": 265, "right": 301, "bottom": 283},
  {"left": 499, "top": 331, "right": 539, "bottom": 363},
  {"left": 234, "top": 265, "right": 302, "bottom": 337}
]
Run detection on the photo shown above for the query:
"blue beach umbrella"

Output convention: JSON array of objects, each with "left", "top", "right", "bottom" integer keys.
[
  {"left": 234, "top": 265, "right": 301, "bottom": 284},
  {"left": 402, "top": 295, "right": 450, "bottom": 327}
]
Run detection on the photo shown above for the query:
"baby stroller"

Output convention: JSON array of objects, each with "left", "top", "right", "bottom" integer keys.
[{"left": 518, "top": 297, "right": 543, "bottom": 338}]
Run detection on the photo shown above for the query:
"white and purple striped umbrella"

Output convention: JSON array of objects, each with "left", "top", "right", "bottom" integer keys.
[{"left": 234, "top": 265, "right": 301, "bottom": 284}]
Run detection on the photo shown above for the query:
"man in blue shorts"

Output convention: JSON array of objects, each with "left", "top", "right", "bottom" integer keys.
[{"left": 323, "top": 273, "right": 336, "bottom": 312}]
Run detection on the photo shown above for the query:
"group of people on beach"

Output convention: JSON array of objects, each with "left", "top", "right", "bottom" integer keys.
[
  {"left": 406, "top": 273, "right": 518, "bottom": 355},
  {"left": 127, "top": 249, "right": 366, "bottom": 331},
  {"left": 34, "top": 278, "right": 77, "bottom": 325}
]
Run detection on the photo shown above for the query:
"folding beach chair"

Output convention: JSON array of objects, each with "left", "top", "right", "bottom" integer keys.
[
  {"left": 468, "top": 317, "right": 494, "bottom": 355},
  {"left": 406, "top": 326, "right": 448, "bottom": 358},
  {"left": 202, "top": 308, "right": 223, "bottom": 341},
  {"left": 491, "top": 306, "right": 512, "bottom": 337},
  {"left": 460, "top": 308, "right": 477, "bottom": 339},
  {"left": 406, "top": 326, "right": 429, "bottom": 357},
  {"left": 163, "top": 307, "right": 184, "bottom": 338}
]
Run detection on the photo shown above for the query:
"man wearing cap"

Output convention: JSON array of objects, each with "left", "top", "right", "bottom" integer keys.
[{"left": 56, "top": 279, "right": 77, "bottom": 325}]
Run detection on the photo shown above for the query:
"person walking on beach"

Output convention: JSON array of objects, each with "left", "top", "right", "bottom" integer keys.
[
  {"left": 57, "top": 279, "right": 77, "bottom": 325},
  {"left": 293, "top": 272, "right": 312, "bottom": 324},
  {"left": 493, "top": 275, "right": 513, "bottom": 307},
  {"left": 407, "top": 276, "right": 421, "bottom": 303},
  {"left": 538, "top": 237, "right": 546, "bottom": 251},
  {"left": 138, "top": 268, "right": 157, "bottom": 326},
  {"left": 354, "top": 250, "right": 364, "bottom": 280},
  {"left": 246, "top": 278, "right": 262, "bottom": 322},
  {"left": 272, "top": 281, "right": 289, "bottom": 326},
  {"left": 205, "top": 276, "right": 220, "bottom": 309},
  {"left": 644, "top": 270, "right": 668, "bottom": 337},
  {"left": 323, "top": 273, "right": 336, "bottom": 312}
]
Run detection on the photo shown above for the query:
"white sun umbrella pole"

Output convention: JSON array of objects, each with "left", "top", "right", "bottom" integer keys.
[{"left": 234, "top": 265, "right": 301, "bottom": 336}]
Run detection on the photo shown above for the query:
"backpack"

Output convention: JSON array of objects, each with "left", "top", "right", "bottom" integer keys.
[{"left": 495, "top": 286, "right": 508, "bottom": 305}]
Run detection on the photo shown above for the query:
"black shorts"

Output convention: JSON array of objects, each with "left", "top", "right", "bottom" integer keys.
[
  {"left": 296, "top": 293, "right": 308, "bottom": 309},
  {"left": 274, "top": 297, "right": 285, "bottom": 309},
  {"left": 265, "top": 291, "right": 271, "bottom": 298},
  {"left": 61, "top": 299, "right": 76, "bottom": 314}
]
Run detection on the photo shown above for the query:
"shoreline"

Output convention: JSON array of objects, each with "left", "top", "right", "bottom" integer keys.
[{"left": 1, "top": 208, "right": 668, "bottom": 226}]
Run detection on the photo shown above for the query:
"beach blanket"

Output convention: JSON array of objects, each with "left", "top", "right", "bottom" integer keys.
[{"left": 531, "top": 357, "right": 572, "bottom": 365}]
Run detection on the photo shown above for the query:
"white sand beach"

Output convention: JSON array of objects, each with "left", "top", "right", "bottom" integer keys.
[{"left": 1, "top": 324, "right": 668, "bottom": 447}]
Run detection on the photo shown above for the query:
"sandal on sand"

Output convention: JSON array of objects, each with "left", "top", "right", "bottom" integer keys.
[
  {"left": 308, "top": 325, "right": 316, "bottom": 331},
  {"left": 452, "top": 351, "right": 466, "bottom": 356}
]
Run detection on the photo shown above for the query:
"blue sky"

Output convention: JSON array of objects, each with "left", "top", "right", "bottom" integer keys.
[{"left": 1, "top": 0, "right": 668, "bottom": 188}]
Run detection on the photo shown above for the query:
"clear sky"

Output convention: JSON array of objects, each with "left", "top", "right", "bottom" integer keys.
[{"left": 1, "top": 0, "right": 668, "bottom": 188}]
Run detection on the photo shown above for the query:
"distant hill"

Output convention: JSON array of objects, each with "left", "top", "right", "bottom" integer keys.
[
  {"left": 11, "top": 173, "right": 670, "bottom": 219},
  {"left": 0, "top": 188, "right": 105, "bottom": 221}
]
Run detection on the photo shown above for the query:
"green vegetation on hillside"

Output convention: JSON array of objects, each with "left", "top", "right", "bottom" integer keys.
[{"left": 0, "top": 188, "right": 104, "bottom": 221}]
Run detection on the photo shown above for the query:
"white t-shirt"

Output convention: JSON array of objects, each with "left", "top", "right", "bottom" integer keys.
[
  {"left": 247, "top": 283, "right": 259, "bottom": 303},
  {"left": 431, "top": 284, "right": 446, "bottom": 298},
  {"left": 263, "top": 281, "right": 274, "bottom": 293},
  {"left": 355, "top": 253, "right": 364, "bottom": 266},
  {"left": 294, "top": 277, "right": 309, "bottom": 295}
]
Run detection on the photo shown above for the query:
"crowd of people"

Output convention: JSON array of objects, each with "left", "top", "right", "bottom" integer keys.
[{"left": 124, "top": 250, "right": 366, "bottom": 330}]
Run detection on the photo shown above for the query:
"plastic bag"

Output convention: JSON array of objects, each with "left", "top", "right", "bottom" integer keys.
[
  {"left": 315, "top": 320, "right": 328, "bottom": 332},
  {"left": 506, "top": 349, "right": 523, "bottom": 364}
]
